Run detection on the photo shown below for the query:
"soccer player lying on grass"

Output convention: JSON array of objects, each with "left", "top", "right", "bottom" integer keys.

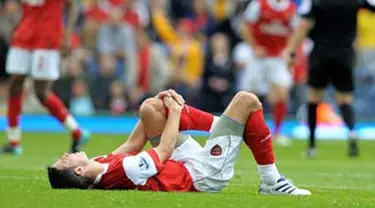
[{"left": 47, "top": 90, "right": 311, "bottom": 195}]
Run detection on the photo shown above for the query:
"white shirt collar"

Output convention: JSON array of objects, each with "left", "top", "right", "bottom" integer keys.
[
  {"left": 267, "top": 0, "right": 291, "bottom": 11},
  {"left": 93, "top": 163, "right": 109, "bottom": 185}
]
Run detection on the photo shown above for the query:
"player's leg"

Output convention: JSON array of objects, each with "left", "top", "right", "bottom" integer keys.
[
  {"left": 139, "top": 97, "right": 205, "bottom": 163},
  {"left": 332, "top": 53, "right": 357, "bottom": 157},
  {"left": 1, "top": 47, "right": 30, "bottom": 155},
  {"left": 196, "top": 91, "right": 311, "bottom": 195},
  {"left": 31, "top": 50, "right": 90, "bottom": 153},
  {"left": 306, "top": 54, "right": 329, "bottom": 157},
  {"left": 139, "top": 97, "right": 218, "bottom": 146},
  {"left": 266, "top": 58, "right": 292, "bottom": 146}
]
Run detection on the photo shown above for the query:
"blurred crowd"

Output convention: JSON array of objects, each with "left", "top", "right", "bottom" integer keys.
[{"left": 0, "top": 0, "right": 374, "bottom": 116}]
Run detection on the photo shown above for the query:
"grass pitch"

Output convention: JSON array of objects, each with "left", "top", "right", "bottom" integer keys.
[{"left": 0, "top": 132, "right": 374, "bottom": 208}]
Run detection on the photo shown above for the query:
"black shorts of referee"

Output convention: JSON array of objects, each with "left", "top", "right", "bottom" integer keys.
[{"left": 308, "top": 48, "right": 355, "bottom": 93}]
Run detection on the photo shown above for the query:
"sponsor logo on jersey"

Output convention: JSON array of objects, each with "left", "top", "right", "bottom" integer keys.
[
  {"left": 259, "top": 20, "right": 289, "bottom": 36},
  {"left": 138, "top": 157, "right": 149, "bottom": 171},
  {"left": 22, "top": 0, "right": 45, "bottom": 6}
]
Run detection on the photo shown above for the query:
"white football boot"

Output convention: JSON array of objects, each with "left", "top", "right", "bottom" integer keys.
[
  {"left": 259, "top": 177, "right": 311, "bottom": 196},
  {"left": 275, "top": 134, "right": 292, "bottom": 147}
]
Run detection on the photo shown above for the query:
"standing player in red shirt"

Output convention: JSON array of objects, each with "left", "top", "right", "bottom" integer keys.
[
  {"left": 2, "top": 0, "right": 90, "bottom": 155},
  {"left": 47, "top": 89, "right": 311, "bottom": 195},
  {"left": 241, "top": 0, "right": 298, "bottom": 146}
]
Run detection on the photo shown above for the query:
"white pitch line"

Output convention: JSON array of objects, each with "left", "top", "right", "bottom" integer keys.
[
  {"left": 0, "top": 166, "right": 45, "bottom": 171},
  {"left": 234, "top": 170, "right": 374, "bottom": 179},
  {"left": 286, "top": 172, "right": 375, "bottom": 179},
  {"left": 230, "top": 183, "right": 375, "bottom": 191},
  {"left": 0, "top": 175, "right": 45, "bottom": 180}
]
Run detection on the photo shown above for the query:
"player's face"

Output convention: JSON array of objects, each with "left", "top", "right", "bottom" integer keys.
[{"left": 53, "top": 152, "right": 90, "bottom": 170}]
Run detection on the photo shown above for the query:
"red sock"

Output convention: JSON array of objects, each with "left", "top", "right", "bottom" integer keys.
[
  {"left": 164, "top": 105, "right": 214, "bottom": 132},
  {"left": 9, "top": 141, "right": 20, "bottom": 147},
  {"left": 8, "top": 94, "right": 22, "bottom": 128},
  {"left": 43, "top": 92, "right": 69, "bottom": 123},
  {"left": 72, "top": 129, "right": 82, "bottom": 141},
  {"left": 272, "top": 101, "right": 287, "bottom": 135},
  {"left": 244, "top": 110, "right": 275, "bottom": 165},
  {"left": 43, "top": 92, "right": 82, "bottom": 141}
]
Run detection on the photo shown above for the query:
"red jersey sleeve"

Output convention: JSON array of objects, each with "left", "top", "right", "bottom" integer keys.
[
  {"left": 122, "top": 149, "right": 164, "bottom": 186},
  {"left": 146, "top": 149, "right": 164, "bottom": 172}
]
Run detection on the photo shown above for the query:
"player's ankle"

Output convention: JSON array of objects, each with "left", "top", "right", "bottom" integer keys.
[{"left": 9, "top": 140, "right": 20, "bottom": 147}]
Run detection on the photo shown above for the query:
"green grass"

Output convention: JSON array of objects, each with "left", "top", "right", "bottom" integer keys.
[{"left": 0, "top": 133, "right": 374, "bottom": 208}]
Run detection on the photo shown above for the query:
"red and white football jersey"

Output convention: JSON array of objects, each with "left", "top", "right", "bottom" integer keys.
[
  {"left": 293, "top": 39, "right": 313, "bottom": 84},
  {"left": 92, "top": 149, "right": 196, "bottom": 192},
  {"left": 12, "top": 0, "right": 65, "bottom": 49},
  {"left": 244, "top": 0, "right": 297, "bottom": 57}
]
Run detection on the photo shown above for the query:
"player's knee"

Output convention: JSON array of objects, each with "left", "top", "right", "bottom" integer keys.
[
  {"left": 335, "top": 92, "right": 353, "bottom": 104},
  {"left": 233, "top": 91, "right": 262, "bottom": 112},
  {"left": 271, "top": 85, "right": 288, "bottom": 100},
  {"left": 308, "top": 88, "right": 324, "bottom": 103},
  {"left": 9, "top": 75, "right": 25, "bottom": 95},
  {"left": 139, "top": 98, "right": 164, "bottom": 119},
  {"left": 34, "top": 84, "right": 49, "bottom": 101}
]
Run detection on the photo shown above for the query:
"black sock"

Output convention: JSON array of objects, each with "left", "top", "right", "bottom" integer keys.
[
  {"left": 307, "top": 103, "right": 318, "bottom": 148},
  {"left": 339, "top": 104, "right": 356, "bottom": 141}
]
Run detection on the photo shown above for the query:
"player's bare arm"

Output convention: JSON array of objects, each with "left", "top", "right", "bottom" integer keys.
[
  {"left": 284, "top": 0, "right": 314, "bottom": 67},
  {"left": 285, "top": 18, "right": 313, "bottom": 56},
  {"left": 153, "top": 96, "right": 183, "bottom": 163},
  {"left": 154, "top": 89, "right": 185, "bottom": 106},
  {"left": 111, "top": 121, "right": 148, "bottom": 155},
  {"left": 241, "top": 23, "right": 265, "bottom": 58},
  {"left": 62, "top": 0, "right": 79, "bottom": 53},
  {"left": 241, "top": 0, "right": 266, "bottom": 58}
]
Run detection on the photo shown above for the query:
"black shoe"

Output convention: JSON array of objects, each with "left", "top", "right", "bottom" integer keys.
[
  {"left": 348, "top": 140, "right": 359, "bottom": 157},
  {"left": 71, "top": 140, "right": 80, "bottom": 153},
  {"left": 307, "top": 147, "right": 317, "bottom": 157},
  {"left": 0, "top": 144, "right": 23, "bottom": 155},
  {"left": 70, "top": 129, "right": 91, "bottom": 153}
]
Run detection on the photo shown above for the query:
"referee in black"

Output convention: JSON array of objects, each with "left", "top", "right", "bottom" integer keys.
[{"left": 284, "top": 0, "right": 375, "bottom": 157}]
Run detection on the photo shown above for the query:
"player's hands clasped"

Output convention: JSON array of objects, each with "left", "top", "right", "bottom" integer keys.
[
  {"left": 163, "top": 96, "right": 183, "bottom": 112},
  {"left": 155, "top": 89, "right": 185, "bottom": 105}
]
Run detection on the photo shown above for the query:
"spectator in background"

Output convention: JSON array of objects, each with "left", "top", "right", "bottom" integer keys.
[
  {"left": 122, "top": 0, "right": 141, "bottom": 28},
  {"left": 97, "top": 6, "right": 136, "bottom": 78},
  {"left": 207, "top": 0, "right": 237, "bottom": 22},
  {"left": 290, "top": 40, "right": 311, "bottom": 113},
  {"left": 110, "top": 80, "right": 128, "bottom": 115},
  {"left": 0, "top": 0, "right": 20, "bottom": 112},
  {"left": 89, "top": 55, "right": 117, "bottom": 111},
  {"left": 123, "top": 0, "right": 150, "bottom": 28},
  {"left": 127, "top": 27, "right": 171, "bottom": 108},
  {"left": 190, "top": 0, "right": 218, "bottom": 42},
  {"left": 133, "top": 0, "right": 150, "bottom": 27},
  {"left": 81, "top": 0, "right": 108, "bottom": 52},
  {"left": 97, "top": 0, "right": 149, "bottom": 28},
  {"left": 0, "top": 0, "right": 20, "bottom": 78},
  {"left": 168, "top": 0, "right": 193, "bottom": 20},
  {"left": 70, "top": 79, "right": 95, "bottom": 116},
  {"left": 0, "top": 0, "right": 19, "bottom": 44},
  {"left": 356, "top": 9, "right": 375, "bottom": 77},
  {"left": 199, "top": 33, "right": 234, "bottom": 112},
  {"left": 152, "top": 3, "right": 203, "bottom": 102},
  {"left": 232, "top": 41, "right": 268, "bottom": 97},
  {"left": 54, "top": 55, "right": 84, "bottom": 108},
  {"left": 206, "top": 0, "right": 242, "bottom": 51}
]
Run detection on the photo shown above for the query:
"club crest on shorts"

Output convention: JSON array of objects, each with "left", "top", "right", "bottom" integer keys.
[
  {"left": 138, "top": 157, "right": 149, "bottom": 171},
  {"left": 210, "top": 145, "right": 222, "bottom": 156}
]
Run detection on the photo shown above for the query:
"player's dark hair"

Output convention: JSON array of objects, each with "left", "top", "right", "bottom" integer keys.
[{"left": 47, "top": 166, "right": 92, "bottom": 189}]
